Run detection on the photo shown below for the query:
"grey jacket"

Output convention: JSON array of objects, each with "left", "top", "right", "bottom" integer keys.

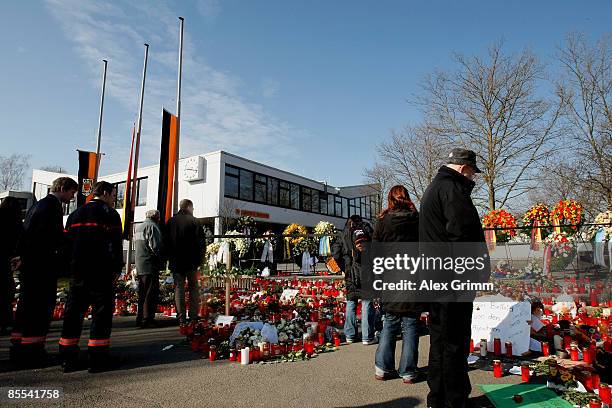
[{"left": 134, "top": 219, "right": 163, "bottom": 275}]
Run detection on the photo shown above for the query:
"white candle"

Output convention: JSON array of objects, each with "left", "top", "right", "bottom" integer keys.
[{"left": 241, "top": 347, "right": 250, "bottom": 365}]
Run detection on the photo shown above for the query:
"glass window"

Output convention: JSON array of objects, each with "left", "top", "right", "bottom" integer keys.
[
  {"left": 360, "top": 197, "right": 366, "bottom": 218},
  {"left": 280, "top": 181, "right": 290, "bottom": 207},
  {"left": 115, "top": 181, "right": 126, "bottom": 208},
  {"left": 312, "top": 190, "right": 319, "bottom": 213},
  {"left": 267, "top": 178, "right": 278, "bottom": 205},
  {"left": 320, "top": 195, "right": 327, "bottom": 215},
  {"left": 136, "top": 178, "right": 147, "bottom": 206},
  {"left": 254, "top": 174, "right": 266, "bottom": 203},
  {"left": 239, "top": 169, "right": 253, "bottom": 201},
  {"left": 335, "top": 196, "right": 342, "bottom": 217},
  {"left": 342, "top": 197, "right": 348, "bottom": 218},
  {"left": 302, "top": 188, "right": 312, "bottom": 212},
  {"left": 225, "top": 173, "right": 239, "bottom": 198},
  {"left": 290, "top": 184, "right": 300, "bottom": 210},
  {"left": 327, "top": 194, "right": 335, "bottom": 216},
  {"left": 226, "top": 165, "right": 239, "bottom": 176}
]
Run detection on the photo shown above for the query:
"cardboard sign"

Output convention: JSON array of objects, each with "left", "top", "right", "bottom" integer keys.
[
  {"left": 215, "top": 315, "right": 235, "bottom": 326},
  {"left": 471, "top": 296, "right": 531, "bottom": 355},
  {"left": 280, "top": 289, "right": 299, "bottom": 302}
]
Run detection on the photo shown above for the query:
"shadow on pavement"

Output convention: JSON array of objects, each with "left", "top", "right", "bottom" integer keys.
[{"left": 337, "top": 397, "right": 421, "bottom": 408}]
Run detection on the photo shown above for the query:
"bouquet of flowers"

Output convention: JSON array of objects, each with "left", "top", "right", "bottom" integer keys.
[
  {"left": 275, "top": 319, "right": 305, "bottom": 343},
  {"left": 530, "top": 359, "right": 577, "bottom": 389},
  {"left": 234, "top": 327, "right": 263, "bottom": 348},
  {"left": 482, "top": 209, "right": 518, "bottom": 242},
  {"left": 508, "top": 233, "right": 531, "bottom": 243},
  {"left": 206, "top": 242, "right": 221, "bottom": 258},
  {"left": 283, "top": 223, "right": 309, "bottom": 246},
  {"left": 544, "top": 231, "right": 576, "bottom": 258},
  {"left": 589, "top": 210, "right": 612, "bottom": 240},
  {"left": 521, "top": 259, "right": 544, "bottom": 280},
  {"left": 223, "top": 230, "right": 250, "bottom": 258},
  {"left": 551, "top": 199, "right": 583, "bottom": 232},
  {"left": 314, "top": 221, "right": 335, "bottom": 236},
  {"left": 292, "top": 237, "right": 318, "bottom": 257}
]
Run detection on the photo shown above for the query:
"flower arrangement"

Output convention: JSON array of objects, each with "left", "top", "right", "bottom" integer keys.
[
  {"left": 589, "top": 210, "right": 612, "bottom": 240},
  {"left": 223, "top": 230, "right": 250, "bottom": 258},
  {"left": 521, "top": 259, "right": 544, "bottom": 280},
  {"left": 508, "top": 233, "right": 531, "bottom": 243},
  {"left": 206, "top": 242, "right": 221, "bottom": 258},
  {"left": 314, "top": 221, "right": 335, "bottom": 236},
  {"left": 530, "top": 359, "right": 577, "bottom": 389},
  {"left": 292, "top": 237, "right": 318, "bottom": 257},
  {"left": 275, "top": 318, "right": 305, "bottom": 343},
  {"left": 550, "top": 199, "right": 583, "bottom": 232},
  {"left": 544, "top": 231, "right": 576, "bottom": 258},
  {"left": 481, "top": 209, "right": 518, "bottom": 242},
  {"left": 234, "top": 327, "right": 263, "bottom": 348},
  {"left": 283, "top": 223, "right": 308, "bottom": 246},
  {"left": 523, "top": 203, "right": 550, "bottom": 226}
]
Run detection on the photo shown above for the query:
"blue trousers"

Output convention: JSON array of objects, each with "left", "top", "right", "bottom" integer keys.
[{"left": 344, "top": 299, "right": 375, "bottom": 341}]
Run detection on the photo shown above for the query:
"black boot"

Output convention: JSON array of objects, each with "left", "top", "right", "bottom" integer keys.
[{"left": 88, "top": 351, "right": 122, "bottom": 373}]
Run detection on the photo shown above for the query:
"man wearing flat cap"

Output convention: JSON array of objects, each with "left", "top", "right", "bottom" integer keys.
[{"left": 419, "top": 148, "right": 490, "bottom": 408}]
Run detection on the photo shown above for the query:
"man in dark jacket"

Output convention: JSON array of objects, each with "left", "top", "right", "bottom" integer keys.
[
  {"left": 332, "top": 215, "right": 376, "bottom": 345},
  {"left": 11, "top": 177, "right": 77, "bottom": 366},
  {"left": 0, "top": 197, "right": 24, "bottom": 335},
  {"left": 419, "top": 148, "right": 490, "bottom": 408},
  {"left": 58, "top": 181, "right": 123, "bottom": 373},
  {"left": 134, "top": 209, "right": 163, "bottom": 328},
  {"left": 165, "top": 199, "right": 205, "bottom": 325}
]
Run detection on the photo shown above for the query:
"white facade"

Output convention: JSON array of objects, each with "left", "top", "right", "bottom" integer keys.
[{"left": 30, "top": 151, "right": 381, "bottom": 232}]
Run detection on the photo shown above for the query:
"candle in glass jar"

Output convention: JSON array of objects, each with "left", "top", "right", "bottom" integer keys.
[
  {"left": 589, "top": 399, "right": 601, "bottom": 408},
  {"left": 493, "top": 360, "right": 503, "bottom": 378},
  {"left": 570, "top": 346, "right": 579, "bottom": 361},
  {"left": 598, "top": 383, "right": 611, "bottom": 405},
  {"left": 493, "top": 338, "right": 501, "bottom": 356},
  {"left": 229, "top": 348, "right": 236, "bottom": 362},
  {"left": 505, "top": 341, "right": 513, "bottom": 358},
  {"left": 241, "top": 347, "right": 250, "bottom": 365},
  {"left": 542, "top": 342, "right": 550, "bottom": 356},
  {"left": 469, "top": 339, "right": 474, "bottom": 353},
  {"left": 583, "top": 347, "right": 593, "bottom": 364},
  {"left": 520, "top": 364, "right": 530, "bottom": 382},
  {"left": 209, "top": 345, "right": 217, "bottom": 361},
  {"left": 318, "top": 333, "right": 325, "bottom": 345},
  {"left": 480, "top": 339, "right": 488, "bottom": 357}
]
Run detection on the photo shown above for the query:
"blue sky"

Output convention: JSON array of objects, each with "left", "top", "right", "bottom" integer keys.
[{"left": 1, "top": 0, "right": 610, "bottom": 188}]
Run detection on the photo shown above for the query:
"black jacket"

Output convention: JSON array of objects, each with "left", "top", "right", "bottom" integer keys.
[
  {"left": 0, "top": 207, "right": 23, "bottom": 266},
  {"left": 332, "top": 220, "right": 373, "bottom": 301},
  {"left": 18, "top": 194, "right": 64, "bottom": 271},
  {"left": 165, "top": 210, "right": 205, "bottom": 273},
  {"left": 373, "top": 209, "right": 422, "bottom": 316},
  {"left": 64, "top": 199, "right": 124, "bottom": 280},
  {"left": 419, "top": 166, "right": 490, "bottom": 301}
]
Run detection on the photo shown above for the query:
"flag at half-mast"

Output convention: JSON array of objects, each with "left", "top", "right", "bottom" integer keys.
[
  {"left": 122, "top": 125, "right": 136, "bottom": 239},
  {"left": 77, "top": 150, "right": 99, "bottom": 207},
  {"left": 157, "top": 109, "right": 178, "bottom": 224}
]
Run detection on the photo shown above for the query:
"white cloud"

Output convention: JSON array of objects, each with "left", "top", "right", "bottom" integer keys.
[
  {"left": 195, "top": 0, "right": 221, "bottom": 20},
  {"left": 45, "top": 0, "right": 304, "bottom": 175},
  {"left": 261, "top": 78, "right": 280, "bottom": 98}
]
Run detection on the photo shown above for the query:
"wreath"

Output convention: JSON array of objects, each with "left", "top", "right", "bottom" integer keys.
[
  {"left": 481, "top": 209, "right": 518, "bottom": 242},
  {"left": 550, "top": 199, "right": 583, "bottom": 232},
  {"left": 523, "top": 203, "right": 550, "bottom": 226},
  {"left": 589, "top": 210, "right": 612, "bottom": 240},
  {"left": 283, "top": 223, "right": 308, "bottom": 246}
]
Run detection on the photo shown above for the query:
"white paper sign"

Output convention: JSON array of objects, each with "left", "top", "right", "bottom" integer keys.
[
  {"left": 215, "top": 315, "right": 235, "bottom": 326},
  {"left": 471, "top": 296, "right": 531, "bottom": 356},
  {"left": 280, "top": 289, "right": 299, "bottom": 302}
]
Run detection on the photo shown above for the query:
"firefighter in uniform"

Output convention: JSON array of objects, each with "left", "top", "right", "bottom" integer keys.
[
  {"left": 10, "top": 177, "right": 78, "bottom": 366},
  {"left": 58, "top": 181, "right": 123, "bottom": 373}
]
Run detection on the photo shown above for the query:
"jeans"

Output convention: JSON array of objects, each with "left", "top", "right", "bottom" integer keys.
[
  {"left": 375, "top": 313, "right": 420, "bottom": 379},
  {"left": 173, "top": 270, "right": 200, "bottom": 323},
  {"left": 344, "top": 299, "right": 375, "bottom": 341}
]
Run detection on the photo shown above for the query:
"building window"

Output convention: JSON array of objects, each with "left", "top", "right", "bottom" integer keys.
[
  {"left": 225, "top": 166, "right": 239, "bottom": 198},
  {"left": 342, "top": 197, "right": 348, "bottom": 218},
  {"left": 335, "top": 196, "right": 343, "bottom": 217},
  {"left": 254, "top": 174, "right": 267, "bottom": 203},
  {"left": 312, "top": 190, "right": 320, "bottom": 213},
  {"left": 327, "top": 194, "right": 335, "bottom": 216},
  {"left": 267, "top": 178, "right": 278, "bottom": 206},
  {"left": 136, "top": 178, "right": 147, "bottom": 206},
  {"left": 301, "top": 187, "right": 312, "bottom": 212},
  {"left": 290, "top": 184, "right": 300, "bottom": 210},
  {"left": 279, "top": 181, "right": 290, "bottom": 207},
  {"left": 115, "top": 181, "right": 126, "bottom": 208},
  {"left": 239, "top": 169, "right": 253, "bottom": 201},
  {"left": 320, "top": 194, "right": 327, "bottom": 215}
]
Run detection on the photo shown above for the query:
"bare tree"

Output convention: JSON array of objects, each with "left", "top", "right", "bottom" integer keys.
[
  {"left": 40, "top": 165, "right": 68, "bottom": 173},
  {"left": 0, "top": 153, "right": 30, "bottom": 191},
  {"left": 557, "top": 33, "right": 612, "bottom": 211},
  {"left": 365, "top": 124, "right": 449, "bottom": 204},
  {"left": 417, "top": 42, "right": 563, "bottom": 210}
]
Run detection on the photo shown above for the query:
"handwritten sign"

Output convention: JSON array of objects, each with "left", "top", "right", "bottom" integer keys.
[
  {"left": 215, "top": 315, "right": 235, "bottom": 326},
  {"left": 471, "top": 296, "right": 531, "bottom": 355}
]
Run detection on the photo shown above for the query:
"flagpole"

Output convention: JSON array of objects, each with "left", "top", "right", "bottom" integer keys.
[
  {"left": 126, "top": 43, "right": 149, "bottom": 273},
  {"left": 173, "top": 16, "right": 184, "bottom": 214},
  {"left": 94, "top": 59, "right": 108, "bottom": 182}
]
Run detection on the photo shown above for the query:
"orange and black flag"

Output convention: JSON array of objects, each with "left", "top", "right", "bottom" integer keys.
[
  {"left": 157, "top": 109, "right": 178, "bottom": 225},
  {"left": 77, "top": 150, "right": 98, "bottom": 207},
  {"left": 122, "top": 125, "right": 136, "bottom": 239}
]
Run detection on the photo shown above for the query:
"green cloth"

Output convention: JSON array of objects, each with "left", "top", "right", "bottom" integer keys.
[{"left": 478, "top": 384, "right": 572, "bottom": 408}]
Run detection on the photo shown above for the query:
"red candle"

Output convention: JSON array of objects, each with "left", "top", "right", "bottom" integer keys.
[
  {"left": 469, "top": 339, "right": 474, "bottom": 353},
  {"left": 229, "top": 348, "right": 237, "bottom": 361},
  {"left": 583, "top": 347, "right": 594, "bottom": 364},
  {"left": 570, "top": 346, "right": 579, "bottom": 361},
  {"left": 209, "top": 345, "right": 217, "bottom": 361},
  {"left": 542, "top": 342, "right": 550, "bottom": 357},
  {"left": 599, "top": 384, "right": 611, "bottom": 405},
  {"left": 318, "top": 333, "right": 325, "bottom": 345},
  {"left": 333, "top": 336, "right": 341, "bottom": 347},
  {"left": 505, "top": 341, "right": 513, "bottom": 358},
  {"left": 592, "top": 374, "right": 601, "bottom": 390},
  {"left": 589, "top": 399, "right": 601, "bottom": 408},
  {"left": 493, "top": 338, "right": 502, "bottom": 356},
  {"left": 493, "top": 360, "right": 503, "bottom": 378},
  {"left": 563, "top": 335, "right": 572, "bottom": 350},
  {"left": 520, "top": 364, "right": 530, "bottom": 382}
]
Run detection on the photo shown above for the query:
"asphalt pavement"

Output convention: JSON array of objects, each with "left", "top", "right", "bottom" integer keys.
[{"left": 0, "top": 317, "right": 521, "bottom": 407}]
